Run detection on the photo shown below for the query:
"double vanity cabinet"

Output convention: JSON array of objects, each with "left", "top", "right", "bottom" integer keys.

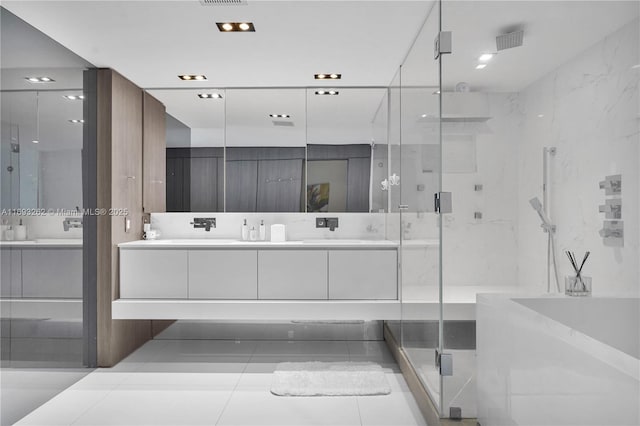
[{"left": 119, "top": 240, "right": 398, "bottom": 301}]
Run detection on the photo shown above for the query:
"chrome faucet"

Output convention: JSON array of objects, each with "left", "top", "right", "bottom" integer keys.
[
  {"left": 191, "top": 217, "right": 216, "bottom": 231},
  {"left": 63, "top": 217, "right": 83, "bottom": 232}
]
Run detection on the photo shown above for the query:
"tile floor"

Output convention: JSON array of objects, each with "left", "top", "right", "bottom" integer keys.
[{"left": 14, "top": 339, "right": 428, "bottom": 426}]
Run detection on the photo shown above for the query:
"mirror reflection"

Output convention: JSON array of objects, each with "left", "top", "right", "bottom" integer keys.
[
  {"left": 1, "top": 86, "right": 84, "bottom": 210},
  {"left": 160, "top": 87, "right": 390, "bottom": 213},
  {"left": 149, "top": 89, "right": 225, "bottom": 212}
]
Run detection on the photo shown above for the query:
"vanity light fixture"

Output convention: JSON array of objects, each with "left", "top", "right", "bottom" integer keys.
[
  {"left": 68, "top": 119, "right": 84, "bottom": 124},
  {"left": 269, "top": 114, "right": 290, "bottom": 118},
  {"left": 178, "top": 74, "right": 207, "bottom": 81},
  {"left": 475, "top": 64, "right": 487, "bottom": 70},
  {"left": 198, "top": 93, "right": 223, "bottom": 99},
  {"left": 315, "top": 90, "right": 339, "bottom": 95},
  {"left": 216, "top": 22, "right": 255, "bottom": 32},
  {"left": 478, "top": 53, "right": 494, "bottom": 62},
  {"left": 314, "top": 73, "right": 341, "bottom": 80},
  {"left": 25, "top": 76, "right": 55, "bottom": 83},
  {"left": 63, "top": 95, "right": 85, "bottom": 100}
]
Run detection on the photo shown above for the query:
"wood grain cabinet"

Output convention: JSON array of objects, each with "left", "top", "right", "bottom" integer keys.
[
  {"left": 189, "top": 250, "right": 257, "bottom": 299},
  {"left": 328, "top": 250, "right": 397, "bottom": 300},
  {"left": 257, "top": 250, "right": 328, "bottom": 299}
]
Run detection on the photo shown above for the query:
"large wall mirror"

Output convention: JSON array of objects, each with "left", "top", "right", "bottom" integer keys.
[
  {"left": 159, "top": 87, "right": 389, "bottom": 213},
  {"left": 149, "top": 89, "right": 225, "bottom": 212}
]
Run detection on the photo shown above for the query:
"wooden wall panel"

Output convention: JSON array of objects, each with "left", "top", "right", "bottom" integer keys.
[
  {"left": 143, "top": 92, "right": 166, "bottom": 213},
  {"left": 96, "top": 69, "right": 153, "bottom": 367}
]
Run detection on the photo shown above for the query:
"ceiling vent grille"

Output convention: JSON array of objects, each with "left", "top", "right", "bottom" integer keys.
[
  {"left": 496, "top": 30, "right": 524, "bottom": 51},
  {"left": 199, "top": 0, "right": 247, "bottom": 5}
]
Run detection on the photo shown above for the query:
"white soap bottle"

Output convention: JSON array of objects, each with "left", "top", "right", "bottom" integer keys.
[
  {"left": 259, "top": 220, "right": 266, "bottom": 241},
  {"left": 249, "top": 226, "right": 257, "bottom": 241},
  {"left": 4, "top": 226, "right": 14, "bottom": 241},
  {"left": 241, "top": 219, "right": 249, "bottom": 241},
  {"left": 15, "top": 219, "right": 27, "bottom": 241}
]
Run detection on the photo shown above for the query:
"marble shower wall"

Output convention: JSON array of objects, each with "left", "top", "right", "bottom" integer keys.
[
  {"left": 441, "top": 93, "right": 522, "bottom": 287},
  {"left": 517, "top": 18, "right": 640, "bottom": 295}
]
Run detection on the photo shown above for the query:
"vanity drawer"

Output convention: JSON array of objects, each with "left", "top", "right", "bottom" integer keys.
[
  {"left": 258, "top": 250, "right": 327, "bottom": 299},
  {"left": 328, "top": 250, "right": 397, "bottom": 300},
  {"left": 120, "top": 249, "right": 187, "bottom": 298},
  {"left": 189, "top": 250, "right": 257, "bottom": 299}
]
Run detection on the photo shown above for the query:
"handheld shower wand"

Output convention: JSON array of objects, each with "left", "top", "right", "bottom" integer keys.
[
  {"left": 529, "top": 147, "right": 561, "bottom": 293},
  {"left": 529, "top": 197, "right": 555, "bottom": 233}
]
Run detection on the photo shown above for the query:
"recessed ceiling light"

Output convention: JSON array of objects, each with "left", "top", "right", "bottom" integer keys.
[
  {"left": 315, "top": 90, "right": 339, "bottom": 95},
  {"left": 68, "top": 119, "right": 84, "bottom": 124},
  {"left": 421, "top": 114, "right": 428, "bottom": 118},
  {"left": 178, "top": 74, "right": 207, "bottom": 81},
  {"left": 63, "top": 95, "right": 85, "bottom": 100},
  {"left": 25, "top": 76, "right": 55, "bottom": 83},
  {"left": 269, "top": 114, "right": 290, "bottom": 118},
  {"left": 478, "top": 53, "right": 494, "bottom": 62},
  {"left": 537, "top": 114, "right": 544, "bottom": 118},
  {"left": 197, "top": 93, "right": 223, "bottom": 99},
  {"left": 314, "top": 73, "right": 341, "bottom": 80},
  {"left": 216, "top": 22, "right": 255, "bottom": 32},
  {"left": 32, "top": 140, "right": 39, "bottom": 144},
  {"left": 475, "top": 64, "right": 487, "bottom": 70}
]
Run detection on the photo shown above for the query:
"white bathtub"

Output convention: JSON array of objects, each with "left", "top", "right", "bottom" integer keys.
[{"left": 476, "top": 294, "right": 639, "bottom": 426}]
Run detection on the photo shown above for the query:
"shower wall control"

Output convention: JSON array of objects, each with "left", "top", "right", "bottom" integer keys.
[
  {"left": 599, "top": 174, "right": 622, "bottom": 195},
  {"left": 599, "top": 199, "right": 622, "bottom": 219},
  {"left": 599, "top": 174, "right": 623, "bottom": 246}
]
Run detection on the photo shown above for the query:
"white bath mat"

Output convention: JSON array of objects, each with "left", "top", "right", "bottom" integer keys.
[{"left": 271, "top": 362, "right": 391, "bottom": 396}]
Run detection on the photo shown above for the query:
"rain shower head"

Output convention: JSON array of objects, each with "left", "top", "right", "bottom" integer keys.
[{"left": 497, "top": 30, "right": 524, "bottom": 51}]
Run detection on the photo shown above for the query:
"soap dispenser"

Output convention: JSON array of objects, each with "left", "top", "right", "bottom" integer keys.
[
  {"left": 249, "top": 226, "right": 257, "bottom": 241},
  {"left": 259, "top": 220, "right": 266, "bottom": 241},
  {"left": 15, "top": 219, "right": 27, "bottom": 241},
  {"left": 241, "top": 219, "right": 249, "bottom": 241}
]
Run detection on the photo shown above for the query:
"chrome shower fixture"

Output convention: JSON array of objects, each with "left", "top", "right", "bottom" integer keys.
[{"left": 529, "top": 197, "right": 555, "bottom": 233}]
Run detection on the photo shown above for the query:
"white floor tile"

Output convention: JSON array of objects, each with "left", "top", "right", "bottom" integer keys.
[
  {"left": 11, "top": 337, "right": 428, "bottom": 426},
  {"left": 357, "top": 393, "right": 427, "bottom": 426},
  {"left": 217, "top": 391, "right": 362, "bottom": 426},
  {"left": 70, "top": 389, "right": 231, "bottom": 425},
  {"left": 14, "top": 389, "right": 111, "bottom": 425},
  {"left": 253, "top": 340, "right": 349, "bottom": 357},
  {"left": 119, "top": 371, "right": 242, "bottom": 391},
  {"left": 135, "top": 358, "right": 250, "bottom": 374}
]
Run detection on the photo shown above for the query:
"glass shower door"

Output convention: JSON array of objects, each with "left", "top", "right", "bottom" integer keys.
[{"left": 395, "top": 0, "right": 444, "bottom": 415}]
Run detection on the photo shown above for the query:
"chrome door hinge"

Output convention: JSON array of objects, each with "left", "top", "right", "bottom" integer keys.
[
  {"left": 434, "top": 31, "right": 452, "bottom": 59},
  {"left": 435, "top": 349, "right": 453, "bottom": 376},
  {"left": 434, "top": 192, "right": 452, "bottom": 214}
]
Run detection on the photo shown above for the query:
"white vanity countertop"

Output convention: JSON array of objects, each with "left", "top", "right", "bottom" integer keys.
[
  {"left": 119, "top": 239, "right": 399, "bottom": 249},
  {"left": 0, "top": 239, "right": 83, "bottom": 248}
]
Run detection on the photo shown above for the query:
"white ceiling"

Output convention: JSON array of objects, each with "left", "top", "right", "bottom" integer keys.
[
  {"left": 2, "top": 0, "right": 432, "bottom": 88},
  {"left": 2, "top": 0, "right": 638, "bottom": 148}
]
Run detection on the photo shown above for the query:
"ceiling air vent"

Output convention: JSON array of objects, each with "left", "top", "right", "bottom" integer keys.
[
  {"left": 272, "top": 121, "right": 294, "bottom": 127},
  {"left": 199, "top": 0, "right": 247, "bottom": 5}
]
